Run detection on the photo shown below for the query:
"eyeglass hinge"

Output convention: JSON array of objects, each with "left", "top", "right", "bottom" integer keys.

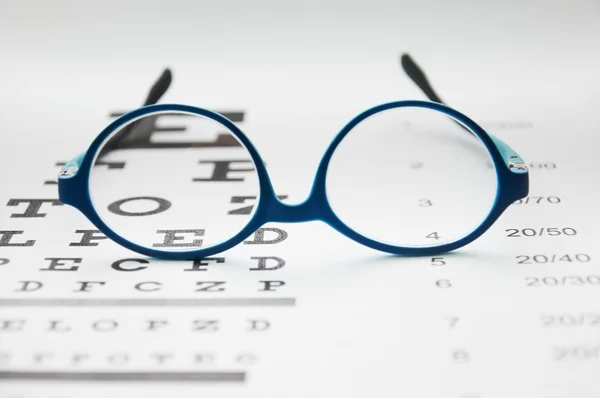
[{"left": 508, "top": 155, "right": 528, "bottom": 171}]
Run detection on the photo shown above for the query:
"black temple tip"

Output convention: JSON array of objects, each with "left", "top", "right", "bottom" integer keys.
[
  {"left": 400, "top": 53, "right": 473, "bottom": 135},
  {"left": 144, "top": 68, "right": 172, "bottom": 106},
  {"left": 400, "top": 53, "right": 443, "bottom": 104},
  {"left": 400, "top": 53, "right": 424, "bottom": 85}
]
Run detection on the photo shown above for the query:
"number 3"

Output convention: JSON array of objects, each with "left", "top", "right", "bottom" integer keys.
[{"left": 419, "top": 199, "right": 432, "bottom": 207}]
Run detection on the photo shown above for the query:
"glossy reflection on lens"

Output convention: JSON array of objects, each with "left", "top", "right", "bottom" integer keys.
[
  {"left": 326, "top": 106, "right": 498, "bottom": 247},
  {"left": 89, "top": 111, "right": 260, "bottom": 251}
]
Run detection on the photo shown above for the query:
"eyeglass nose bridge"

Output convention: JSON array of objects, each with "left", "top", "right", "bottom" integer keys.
[{"left": 264, "top": 191, "right": 329, "bottom": 223}]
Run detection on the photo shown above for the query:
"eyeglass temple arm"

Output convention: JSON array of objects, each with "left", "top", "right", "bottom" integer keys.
[
  {"left": 59, "top": 69, "right": 172, "bottom": 178},
  {"left": 400, "top": 54, "right": 446, "bottom": 106},
  {"left": 401, "top": 53, "right": 527, "bottom": 173},
  {"left": 101, "top": 68, "right": 172, "bottom": 152},
  {"left": 144, "top": 69, "right": 173, "bottom": 106}
]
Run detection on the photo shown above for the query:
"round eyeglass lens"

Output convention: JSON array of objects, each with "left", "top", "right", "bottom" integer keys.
[
  {"left": 326, "top": 106, "right": 498, "bottom": 247},
  {"left": 89, "top": 111, "right": 260, "bottom": 251}
]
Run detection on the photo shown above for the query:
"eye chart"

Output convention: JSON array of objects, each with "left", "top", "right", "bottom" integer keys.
[{"left": 0, "top": 1, "right": 599, "bottom": 397}]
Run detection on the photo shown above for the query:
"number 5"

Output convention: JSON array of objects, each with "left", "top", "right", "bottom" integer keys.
[{"left": 431, "top": 257, "right": 445, "bottom": 266}]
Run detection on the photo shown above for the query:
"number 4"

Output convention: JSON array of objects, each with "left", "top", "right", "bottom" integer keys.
[
  {"left": 446, "top": 316, "right": 459, "bottom": 328},
  {"left": 426, "top": 232, "right": 440, "bottom": 240}
]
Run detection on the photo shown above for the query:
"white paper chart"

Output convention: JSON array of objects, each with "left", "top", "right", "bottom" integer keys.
[{"left": 1, "top": 1, "right": 599, "bottom": 397}]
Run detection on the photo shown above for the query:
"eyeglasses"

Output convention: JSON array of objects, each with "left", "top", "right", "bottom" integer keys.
[{"left": 58, "top": 53, "right": 529, "bottom": 260}]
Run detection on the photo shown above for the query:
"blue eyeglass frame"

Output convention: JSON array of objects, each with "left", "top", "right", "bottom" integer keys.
[{"left": 58, "top": 98, "right": 528, "bottom": 260}]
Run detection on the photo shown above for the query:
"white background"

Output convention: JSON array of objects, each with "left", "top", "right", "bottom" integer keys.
[{"left": 0, "top": 1, "right": 599, "bottom": 397}]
